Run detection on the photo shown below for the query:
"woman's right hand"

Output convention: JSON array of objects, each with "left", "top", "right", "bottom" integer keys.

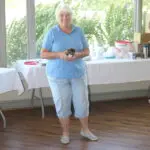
[
  {"left": 41, "top": 49, "right": 73, "bottom": 60},
  {"left": 58, "top": 51, "right": 73, "bottom": 61},
  {"left": 58, "top": 51, "right": 68, "bottom": 60},
  {"left": 41, "top": 49, "right": 75, "bottom": 61}
]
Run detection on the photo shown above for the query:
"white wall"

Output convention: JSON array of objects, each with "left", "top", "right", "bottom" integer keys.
[
  {"left": 0, "top": 80, "right": 149, "bottom": 110},
  {"left": 145, "top": 13, "right": 150, "bottom": 33}
]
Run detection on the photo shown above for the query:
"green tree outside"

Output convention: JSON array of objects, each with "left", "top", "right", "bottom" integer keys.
[{"left": 6, "top": 0, "right": 138, "bottom": 65}]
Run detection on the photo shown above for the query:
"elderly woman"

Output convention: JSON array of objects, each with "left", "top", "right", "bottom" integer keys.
[{"left": 40, "top": 4, "right": 98, "bottom": 144}]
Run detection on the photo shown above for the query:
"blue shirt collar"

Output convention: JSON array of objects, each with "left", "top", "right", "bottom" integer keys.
[{"left": 56, "top": 24, "right": 76, "bottom": 33}]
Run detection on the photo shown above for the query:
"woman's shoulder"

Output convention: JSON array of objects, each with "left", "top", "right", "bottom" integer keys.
[
  {"left": 73, "top": 25, "right": 85, "bottom": 35},
  {"left": 47, "top": 25, "right": 58, "bottom": 32},
  {"left": 45, "top": 25, "right": 59, "bottom": 37},
  {"left": 73, "top": 25, "right": 84, "bottom": 34},
  {"left": 73, "top": 25, "right": 81, "bottom": 30}
]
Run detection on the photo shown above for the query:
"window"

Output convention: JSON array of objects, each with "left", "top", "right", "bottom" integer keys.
[
  {"left": 35, "top": 0, "right": 59, "bottom": 57},
  {"left": 0, "top": 0, "right": 143, "bottom": 67},
  {"left": 143, "top": 0, "right": 150, "bottom": 33},
  {"left": 5, "top": 0, "right": 27, "bottom": 66}
]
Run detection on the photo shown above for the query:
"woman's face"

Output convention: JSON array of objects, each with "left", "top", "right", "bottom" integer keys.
[{"left": 58, "top": 11, "right": 72, "bottom": 28}]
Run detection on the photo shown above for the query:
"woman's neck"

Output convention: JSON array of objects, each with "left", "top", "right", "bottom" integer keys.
[{"left": 59, "top": 24, "right": 72, "bottom": 33}]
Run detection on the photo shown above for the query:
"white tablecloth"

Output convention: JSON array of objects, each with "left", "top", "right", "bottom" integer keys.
[
  {"left": 15, "top": 59, "right": 150, "bottom": 90},
  {"left": 0, "top": 68, "right": 24, "bottom": 95},
  {"left": 87, "top": 59, "right": 150, "bottom": 85}
]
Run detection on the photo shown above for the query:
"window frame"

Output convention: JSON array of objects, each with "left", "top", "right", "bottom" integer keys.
[
  {"left": 0, "top": 0, "right": 6, "bottom": 67},
  {"left": 0, "top": 0, "right": 143, "bottom": 67},
  {"left": 27, "top": 0, "right": 36, "bottom": 59}
]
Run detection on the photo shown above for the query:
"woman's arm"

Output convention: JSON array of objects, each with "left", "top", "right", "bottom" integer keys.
[
  {"left": 40, "top": 48, "right": 63, "bottom": 59},
  {"left": 40, "top": 48, "right": 90, "bottom": 61},
  {"left": 75, "top": 48, "right": 90, "bottom": 59},
  {"left": 40, "top": 48, "right": 73, "bottom": 61}
]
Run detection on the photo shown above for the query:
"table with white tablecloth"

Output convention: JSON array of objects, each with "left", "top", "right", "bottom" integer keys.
[
  {"left": 16, "top": 58, "right": 150, "bottom": 87},
  {"left": 0, "top": 68, "right": 24, "bottom": 128},
  {"left": 15, "top": 58, "right": 150, "bottom": 118}
]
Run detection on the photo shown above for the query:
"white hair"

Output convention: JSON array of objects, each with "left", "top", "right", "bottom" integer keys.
[{"left": 55, "top": 4, "right": 72, "bottom": 22}]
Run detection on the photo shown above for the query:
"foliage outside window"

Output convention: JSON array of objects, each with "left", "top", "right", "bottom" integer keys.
[{"left": 6, "top": 0, "right": 134, "bottom": 65}]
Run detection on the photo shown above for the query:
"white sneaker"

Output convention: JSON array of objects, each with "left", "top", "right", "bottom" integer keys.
[
  {"left": 60, "top": 136, "right": 70, "bottom": 144},
  {"left": 80, "top": 130, "right": 98, "bottom": 141}
]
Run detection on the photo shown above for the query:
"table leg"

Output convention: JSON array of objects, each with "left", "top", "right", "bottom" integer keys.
[
  {"left": 31, "top": 89, "right": 35, "bottom": 106},
  {"left": 30, "top": 88, "right": 45, "bottom": 118},
  {"left": 0, "top": 109, "right": 6, "bottom": 128},
  {"left": 148, "top": 85, "right": 150, "bottom": 103},
  {"left": 88, "top": 85, "right": 92, "bottom": 112},
  {"left": 38, "top": 88, "right": 45, "bottom": 119}
]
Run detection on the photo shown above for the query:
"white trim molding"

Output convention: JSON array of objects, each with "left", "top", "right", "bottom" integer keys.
[
  {"left": 26, "top": 0, "right": 36, "bottom": 59},
  {"left": 134, "top": 0, "right": 143, "bottom": 33},
  {"left": 0, "top": 0, "right": 6, "bottom": 67}
]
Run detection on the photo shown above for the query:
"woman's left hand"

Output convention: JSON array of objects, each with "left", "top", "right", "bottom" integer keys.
[
  {"left": 65, "top": 51, "right": 86, "bottom": 61},
  {"left": 66, "top": 52, "right": 81, "bottom": 61},
  {"left": 65, "top": 55, "right": 77, "bottom": 61}
]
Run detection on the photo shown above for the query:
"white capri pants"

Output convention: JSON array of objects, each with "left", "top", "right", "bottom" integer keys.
[{"left": 47, "top": 75, "right": 89, "bottom": 118}]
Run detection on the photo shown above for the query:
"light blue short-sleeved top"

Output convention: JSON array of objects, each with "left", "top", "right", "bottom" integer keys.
[{"left": 42, "top": 24, "right": 89, "bottom": 79}]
